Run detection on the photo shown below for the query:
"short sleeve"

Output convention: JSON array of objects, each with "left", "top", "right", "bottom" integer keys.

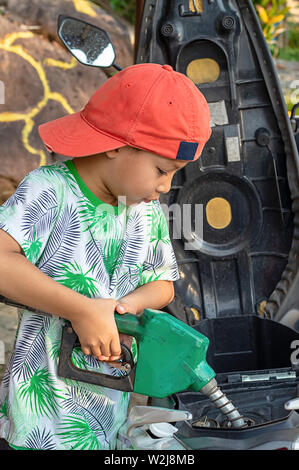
[
  {"left": 0, "top": 169, "right": 59, "bottom": 265},
  {"left": 138, "top": 201, "right": 180, "bottom": 286}
]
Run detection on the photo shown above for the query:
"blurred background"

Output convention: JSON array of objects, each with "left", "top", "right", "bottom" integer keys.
[{"left": 0, "top": 0, "right": 298, "bottom": 381}]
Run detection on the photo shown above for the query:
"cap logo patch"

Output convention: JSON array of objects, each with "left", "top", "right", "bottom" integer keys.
[{"left": 176, "top": 141, "right": 198, "bottom": 160}]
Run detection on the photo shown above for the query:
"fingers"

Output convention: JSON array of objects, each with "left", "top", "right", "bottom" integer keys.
[
  {"left": 98, "top": 355, "right": 112, "bottom": 361},
  {"left": 115, "top": 302, "right": 129, "bottom": 314},
  {"left": 81, "top": 338, "right": 122, "bottom": 362},
  {"left": 81, "top": 345, "right": 92, "bottom": 356},
  {"left": 116, "top": 301, "right": 139, "bottom": 315},
  {"left": 93, "top": 343, "right": 112, "bottom": 361},
  {"left": 107, "top": 334, "right": 132, "bottom": 362},
  {"left": 109, "top": 336, "right": 122, "bottom": 361},
  {"left": 80, "top": 342, "right": 109, "bottom": 361}
]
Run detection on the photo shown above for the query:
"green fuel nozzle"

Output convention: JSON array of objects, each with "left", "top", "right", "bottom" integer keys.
[
  {"left": 115, "top": 309, "right": 246, "bottom": 428},
  {"left": 58, "top": 308, "right": 246, "bottom": 428},
  {"left": 114, "top": 309, "right": 216, "bottom": 397}
]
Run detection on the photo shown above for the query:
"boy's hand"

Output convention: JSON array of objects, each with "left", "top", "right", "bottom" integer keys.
[
  {"left": 70, "top": 297, "right": 122, "bottom": 362},
  {"left": 114, "top": 298, "right": 138, "bottom": 361},
  {"left": 115, "top": 299, "right": 138, "bottom": 315}
]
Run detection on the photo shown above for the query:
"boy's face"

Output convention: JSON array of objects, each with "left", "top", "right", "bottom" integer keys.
[{"left": 105, "top": 146, "right": 189, "bottom": 205}]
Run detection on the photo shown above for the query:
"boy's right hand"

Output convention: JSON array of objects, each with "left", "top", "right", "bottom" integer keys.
[{"left": 70, "top": 298, "right": 121, "bottom": 362}]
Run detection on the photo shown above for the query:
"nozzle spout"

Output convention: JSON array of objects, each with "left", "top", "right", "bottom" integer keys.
[{"left": 200, "top": 378, "right": 246, "bottom": 429}]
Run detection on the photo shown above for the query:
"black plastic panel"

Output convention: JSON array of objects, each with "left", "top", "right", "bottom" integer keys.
[{"left": 137, "top": 0, "right": 299, "bottom": 323}]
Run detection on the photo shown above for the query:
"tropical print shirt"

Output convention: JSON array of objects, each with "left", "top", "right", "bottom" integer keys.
[{"left": 0, "top": 160, "right": 179, "bottom": 450}]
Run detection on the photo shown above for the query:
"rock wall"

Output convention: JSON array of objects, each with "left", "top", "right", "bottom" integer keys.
[{"left": 0, "top": 0, "right": 133, "bottom": 203}]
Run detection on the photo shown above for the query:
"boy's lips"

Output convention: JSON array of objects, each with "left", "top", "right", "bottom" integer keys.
[{"left": 143, "top": 197, "right": 158, "bottom": 203}]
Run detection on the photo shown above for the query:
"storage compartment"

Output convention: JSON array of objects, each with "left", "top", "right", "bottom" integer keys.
[
  {"left": 151, "top": 317, "right": 299, "bottom": 447},
  {"left": 194, "top": 316, "right": 299, "bottom": 376}
]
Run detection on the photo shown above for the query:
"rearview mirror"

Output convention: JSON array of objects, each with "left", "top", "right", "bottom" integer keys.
[{"left": 58, "top": 16, "right": 116, "bottom": 68}]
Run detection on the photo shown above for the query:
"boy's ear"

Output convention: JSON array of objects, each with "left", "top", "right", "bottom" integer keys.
[
  {"left": 105, "top": 148, "right": 120, "bottom": 159},
  {"left": 106, "top": 146, "right": 129, "bottom": 159}
]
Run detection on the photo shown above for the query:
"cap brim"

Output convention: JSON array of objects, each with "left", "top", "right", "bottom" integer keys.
[{"left": 38, "top": 111, "right": 127, "bottom": 157}]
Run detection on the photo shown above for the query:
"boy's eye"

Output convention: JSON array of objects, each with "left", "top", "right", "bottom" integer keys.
[{"left": 157, "top": 167, "right": 168, "bottom": 176}]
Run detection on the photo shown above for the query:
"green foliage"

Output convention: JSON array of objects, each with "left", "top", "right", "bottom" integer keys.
[
  {"left": 251, "top": 0, "right": 290, "bottom": 45},
  {"left": 277, "top": 45, "right": 299, "bottom": 61},
  {"left": 276, "top": 21, "right": 299, "bottom": 61},
  {"left": 109, "top": 0, "right": 136, "bottom": 24},
  {"left": 251, "top": 2, "right": 299, "bottom": 63},
  {"left": 286, "top": 21, "right": 299, "bottom": 50}
]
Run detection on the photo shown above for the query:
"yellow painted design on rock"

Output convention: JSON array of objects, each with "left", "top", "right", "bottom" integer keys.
[
  {"left": 0, "top": 31, "right": 76, "bottom": 166},
  {"left": 206, "top": 197, "right": 232, "bottom": 229},
  {"left": 73, "top": 0, "right": 97, "bottom": 17},
  {"left": 44, "top": 56, "right": 78, "bottom": 70}
]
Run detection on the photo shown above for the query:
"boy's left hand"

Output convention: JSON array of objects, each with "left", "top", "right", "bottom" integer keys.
[{"left": 115, "top": 300, "right": 138, "bottom": 315}]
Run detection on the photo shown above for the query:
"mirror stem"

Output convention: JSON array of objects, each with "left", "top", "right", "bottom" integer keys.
[{"left": 113, "top": 62, "right": 122, "bottom": 71}]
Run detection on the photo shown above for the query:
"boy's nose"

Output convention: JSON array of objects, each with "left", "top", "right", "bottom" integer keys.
[{"left": 157, "top": 177, "right": 172, "bottom": 194}]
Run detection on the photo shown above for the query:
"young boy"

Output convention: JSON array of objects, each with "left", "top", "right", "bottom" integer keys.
[{"left": 0, "top": 63, "right": 211, "bottom": 450}]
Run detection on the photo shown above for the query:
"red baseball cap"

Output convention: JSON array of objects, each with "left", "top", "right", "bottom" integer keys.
[{"left": 38, "top": 63, "right": 211, "bottom": 161}]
